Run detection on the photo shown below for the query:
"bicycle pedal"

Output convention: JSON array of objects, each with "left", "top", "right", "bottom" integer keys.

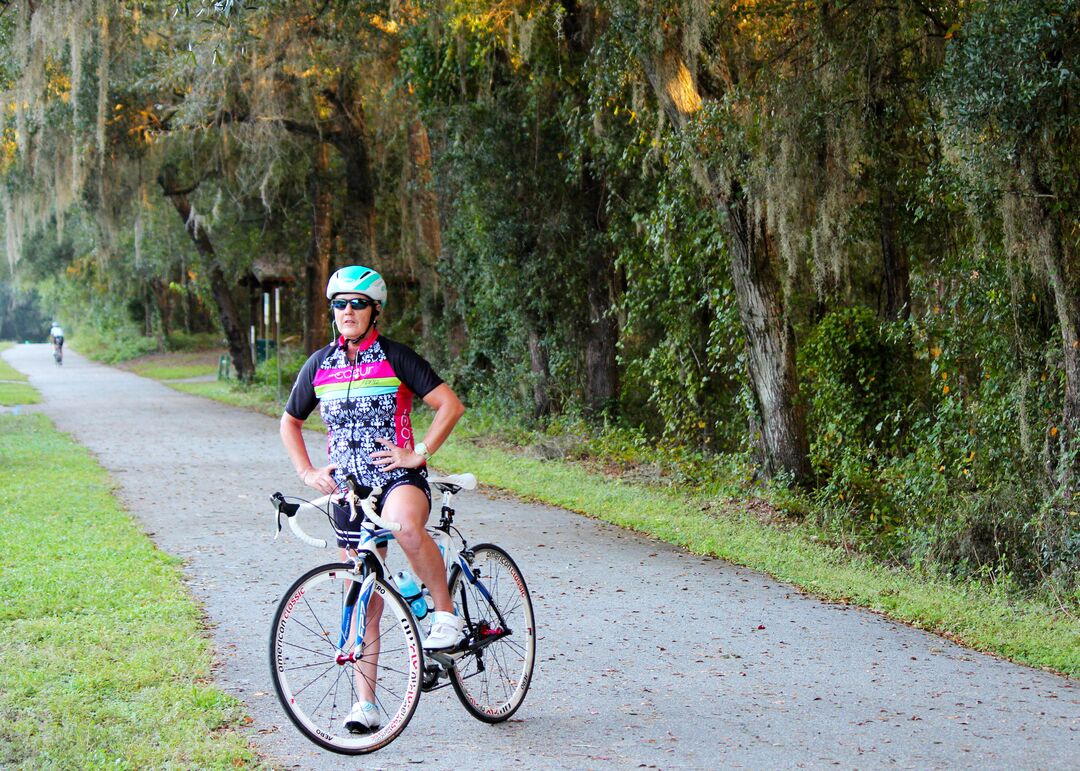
[
  {"left": 421, "top": 664, "right": 443, "bottom": 691},
  {"left": 428, "top": 649, "right": 466, "bottom": 668}
]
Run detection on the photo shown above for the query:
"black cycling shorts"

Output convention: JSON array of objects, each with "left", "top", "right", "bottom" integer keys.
[{"left": 333, "top": 471, "right": 432, "bottom": 549}]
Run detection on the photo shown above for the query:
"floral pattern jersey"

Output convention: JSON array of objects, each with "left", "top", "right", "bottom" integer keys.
[{"left": 285, "top": 331, "right": 443, "bottom": 491}]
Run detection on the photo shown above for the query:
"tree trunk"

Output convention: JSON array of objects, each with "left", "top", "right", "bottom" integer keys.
[
  {"left": 305, "top": 142, "right": 334, "bottom": 352},
  {"left": 408, "top": 119, "right": 442, "bottom": 266},
  {"left": 158, "top": 167, "right": 254, "bottom": 381},
  {"left": 149, "top": 277, "right": 173, "bottom": 339},
  {"left": 584, "top": 261, "right": 619, "bottom": 413},
  {"left": 1037, "top": 210, "right": 1080, "bottom": 485},
  {"left": 641, "top": 48, "right": 811, "bottom": 482},
  {"left": 724, "top": 186, "right": 812, "bottom": 481},
  {"left": 874, "top": 6, "right": 911, "bottom": 323},
  {"left": 878, "top": 181, "right": 910, "bottom": 321},
  {"left": 330, "top": 82, "right": 377, "bottom": 265},
  {"left": 1019, "top": 156, "right": 1080, "bottom": 491},
  {"left": 566, "top": 0, "right": 619, "bottom": 414},
  {"left": 407, "top": 118, "right": 444, "bottom": 340},
  {"left": 527, "top": 326, "right": 552, "bottom": 418}
]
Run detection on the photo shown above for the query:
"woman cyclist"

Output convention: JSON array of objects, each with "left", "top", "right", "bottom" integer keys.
[{"left": 279, "top": 265, "right": 465, "bottom": 734}]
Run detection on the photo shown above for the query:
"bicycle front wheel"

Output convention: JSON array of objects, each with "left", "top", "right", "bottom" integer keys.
[
  {"left": 269, "top": 562, "right": 423, "bottom": 754},
  {"left": 447, "top": 544, "right": 536, "bottom": 722}
]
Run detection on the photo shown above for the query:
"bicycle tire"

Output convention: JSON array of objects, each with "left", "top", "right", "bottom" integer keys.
[
  {"left": 447, "top": 543, "right": 536, "bottom": 722},
  {"left": 269, "top": 561, "right": 423, "bottom": 754}
]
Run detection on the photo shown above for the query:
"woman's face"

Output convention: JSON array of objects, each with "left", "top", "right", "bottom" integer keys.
[{"left": 332, "top": 293, "right": 376, "bottom": 339}]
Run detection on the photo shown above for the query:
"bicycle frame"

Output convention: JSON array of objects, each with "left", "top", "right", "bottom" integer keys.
[
  {"left": 337, "top": 521, "right": 509, "bottom": 664},
  {"left": 275, "top": 475, "right": 497, "bottom": 662}
]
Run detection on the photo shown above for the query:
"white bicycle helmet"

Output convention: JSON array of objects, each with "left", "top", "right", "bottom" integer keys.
[{"left": 326, "top": 265, "right": 387, "bottom": 306}]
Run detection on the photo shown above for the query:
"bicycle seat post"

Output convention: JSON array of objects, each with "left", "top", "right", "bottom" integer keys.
[{"left": 439, "top": 494, "right": 455, "bottom": 527}]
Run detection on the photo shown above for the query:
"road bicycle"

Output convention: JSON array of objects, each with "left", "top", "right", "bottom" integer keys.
[
  {"left": 52, "top": 339, "right": 63, "bottom": 366},
  {"left": 268, "top": 472, "right": 536, "bottom": 755}
]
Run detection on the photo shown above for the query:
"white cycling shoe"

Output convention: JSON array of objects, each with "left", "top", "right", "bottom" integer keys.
[
  {"left": 342, "top": 700, "right": 380, "bottom": 734},
  {"left": 422, "top": 611, "right": 466, "bottom": 650}
]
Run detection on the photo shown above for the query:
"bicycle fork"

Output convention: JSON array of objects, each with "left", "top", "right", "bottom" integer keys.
[{"left": 335, "top": 572, "right": 378, "bottom": 665}]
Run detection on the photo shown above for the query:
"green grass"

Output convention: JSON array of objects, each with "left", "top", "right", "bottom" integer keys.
[
  {"left": 160, "top": 366, "right": 1080, "bottom": 677},
  {"left": 0, "top": 343, "right": 40, "bottom": 406},
  {"left": 0, "top": 410, "right": 260, "bottom": 768},
  {"left": 129, "top": 362, "right": 218, "bottom": 380},
  {"left": 117, "top": 349, "right": 224, "bottom": 380},
  {"left": 172, "top": 380, "right": 323, "bottom": 430}
]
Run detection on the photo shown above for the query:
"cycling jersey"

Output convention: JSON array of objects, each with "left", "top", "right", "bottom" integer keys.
[{"left": 285, "top": 332, "right": 443, "bottom": 492}]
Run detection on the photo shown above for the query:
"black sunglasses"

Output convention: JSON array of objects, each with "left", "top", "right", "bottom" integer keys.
[{"left": 330, "top": 298, "right": 374, "bottom": 311}]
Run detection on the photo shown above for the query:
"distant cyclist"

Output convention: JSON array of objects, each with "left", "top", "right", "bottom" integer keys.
[
  {"left": 279, "top": 264, "right": 466, "bottom": 734},
  {"left": 49, "top": 321, "right": 64, "bottom": 364}
]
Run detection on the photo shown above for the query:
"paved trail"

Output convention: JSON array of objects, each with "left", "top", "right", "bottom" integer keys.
[{"left": 6, "top": 344, "right": 1078, "bottom": 770}]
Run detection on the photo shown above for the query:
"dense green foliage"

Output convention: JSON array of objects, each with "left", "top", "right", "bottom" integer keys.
[{"left": 1, "top": 1, "right": 1077, "bottom": 607}]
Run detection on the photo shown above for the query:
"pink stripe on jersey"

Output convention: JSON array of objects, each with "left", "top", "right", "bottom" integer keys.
[
  {"left": 312, "top": 359, "right": 397, "bottom": 387},
  {"left": 394, "top": 385, "right": 414, "bottom": 448}
]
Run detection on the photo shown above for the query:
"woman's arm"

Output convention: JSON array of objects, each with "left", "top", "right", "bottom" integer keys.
[
  {"left": 280, "top": 412, "right": 338, "bottom": 494},
  {"left": 371, "top": 384, "right": 465, "bottom": 471}
]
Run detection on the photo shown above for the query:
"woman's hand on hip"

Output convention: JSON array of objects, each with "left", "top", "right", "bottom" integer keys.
[{"left": 370, "top": 437, "right": 424, "bottom": 471}]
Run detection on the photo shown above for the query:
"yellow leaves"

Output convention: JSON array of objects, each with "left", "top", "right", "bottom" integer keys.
[
  {"left": 942, "top": 384, "right": 950, "bottom": 395},
  {"left": 697, "top": 420, "right": 706, "bottom": 429},
  {"left": 1050, "top": 426, "right": 1059, "bottom": 437},
  {"left": 941, "top": 371, "right": 949, "bottom": 381},
  {"left": 930, "top": 346, "right": 942, "bottom": 358},
  {"left": 938, "top": 464, "right": 946, "bottom": 473},
  {"left": 967, "top": 451, "right": 976, "bottom": 462},
  {"left": 0, "top": 136, "right": 16, "bottom": 172},
  {"left": 369, "top": 15, "right": 399, "bottom": 35}
]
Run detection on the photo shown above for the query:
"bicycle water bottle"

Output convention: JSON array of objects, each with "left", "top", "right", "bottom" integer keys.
[
  {"left": 394, "top": 570, "right": 429, "bottom": 619},
  {"left": 432, "top": 530, "right": 452, "bottom": 572}
]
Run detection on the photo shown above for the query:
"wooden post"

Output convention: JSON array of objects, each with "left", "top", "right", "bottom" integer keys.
[{"left": 275, "top": 286, "right": 282, "bottom": 402}]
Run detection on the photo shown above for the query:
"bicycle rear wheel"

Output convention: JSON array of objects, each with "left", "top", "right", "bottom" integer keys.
[
  {"left": 269, "top": 562, "right": 423, "bottom": 754},
  {"left": 447, "top": 544, "right": 536, "bottom": 722}
]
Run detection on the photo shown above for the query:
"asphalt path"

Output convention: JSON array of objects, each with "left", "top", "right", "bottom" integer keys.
[{"left": 6, "top": 343, "right": 1078, "bottom": 770}]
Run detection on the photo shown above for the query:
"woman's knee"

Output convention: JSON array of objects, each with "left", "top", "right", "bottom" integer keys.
[{"left": 382, "top": 486, "right": 430, "bottom": 549}]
